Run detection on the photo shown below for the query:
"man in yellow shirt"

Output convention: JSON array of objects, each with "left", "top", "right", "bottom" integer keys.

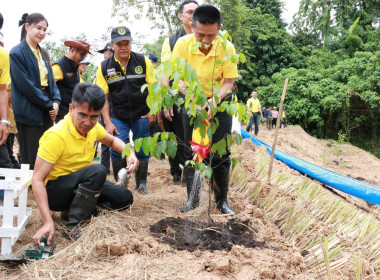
[
  {"left": 32, "top": 83, "right": 139, "bottom": 243},
  {"left": 0, "top": 45, "right": 12, "bottom": 168},
  {"left": 0, "top": 12, "right": 12, "bottom": 168},
  {"left": 169, "top": 5, "right": 238, "bottom": 214},
  {"left": 161, "top": 0, "right": 199, "bottom": 183},
  {"left": 52, "top": 39, "right": 95, "bottom": 122},
  {"left": 246, "top": 91, "right": 263, "bottom": 136},
  {"left": 95, "top": 26, "right": 155, "bottom": 194}
]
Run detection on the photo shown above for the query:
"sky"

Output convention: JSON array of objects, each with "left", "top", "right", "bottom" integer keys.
[{"left": 1, "top": 0, "right": 300, "bottom": 58}]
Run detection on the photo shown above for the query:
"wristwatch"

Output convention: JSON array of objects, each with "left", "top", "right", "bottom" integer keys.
[{"left": 0, "top": 120, "right": 10, "bottom": 125}]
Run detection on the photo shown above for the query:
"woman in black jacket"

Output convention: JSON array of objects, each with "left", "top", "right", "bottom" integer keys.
[{"left": 10, "top": 13, "right": 60, "bottom": 169}]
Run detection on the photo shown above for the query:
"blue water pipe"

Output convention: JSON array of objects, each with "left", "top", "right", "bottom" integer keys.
[{"left": 241, "top": 129, "right": 380, "bottom": 205}]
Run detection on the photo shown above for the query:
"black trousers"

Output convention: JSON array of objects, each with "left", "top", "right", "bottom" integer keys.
[
  {"left": 46, "top": 164, "right": 133, "bottom": 211},
  {"left": 17, "top": 111, "right": 52, "bottom": 169},
  {"left": 0, "top": 144, "right": 12, "bottom": 168},
  {"left": 99, "top": 116, "right": 111, "bottom": 173},
  {"left": 6, "top": 134, "right": 20, "bottom": 168},
  {"left": 161, "top": 103, "right": 192, "bottom": 176},
  {"left": 206, "top": 109, "right": 232, "bottom": 172}
]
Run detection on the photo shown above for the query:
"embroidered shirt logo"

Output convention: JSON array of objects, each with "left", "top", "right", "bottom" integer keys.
[
  {"left": 135, "top": 66, "right": 143, "bottom": 74},
  {"left": 118, "top": 28, "right": 126, "bottom": 35},
  {"left": 66, "top": 72, "right": 74, "bottom": 77},
  {"left": 107, "top": 68, "right": 116, "bottom": 75}
]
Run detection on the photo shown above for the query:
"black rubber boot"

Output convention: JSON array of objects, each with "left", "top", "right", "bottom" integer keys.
[
  {"left": 66, "top": 184, "right": 100, "bottom": 240},
  {"left": 181, "top": 166, "right": 188, "bottom": 186},
  {"left": 135, "top": 161, "right": 152, "bottom": 194},
  {"left": 112, "top": 159, "right": 126, "bottom": 181},
  {"left": 213, "top": 169, "right": 235, "bottom": 215},
  {"left": 178, "top": 167, "right": 201, "bottom": 212}
]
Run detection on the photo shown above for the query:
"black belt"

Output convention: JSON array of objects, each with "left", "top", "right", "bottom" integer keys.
[{"left": 41, "top": 85, "right": 49, "bottom": 91}]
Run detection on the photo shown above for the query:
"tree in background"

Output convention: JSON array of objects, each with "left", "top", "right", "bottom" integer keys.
[{"left": 112, "top": 0, "right": 185, "bottom": 35}]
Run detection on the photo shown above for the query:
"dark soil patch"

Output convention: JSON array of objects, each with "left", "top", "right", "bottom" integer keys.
[{"left": 150, "top": 217, "right": 274, "bottom": 252}]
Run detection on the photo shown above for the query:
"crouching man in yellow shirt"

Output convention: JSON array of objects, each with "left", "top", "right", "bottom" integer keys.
[{"left": 32, "top": 83, "right": 139, "bottom": 244}]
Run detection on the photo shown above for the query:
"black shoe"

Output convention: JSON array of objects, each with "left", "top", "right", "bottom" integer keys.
[{"left": 173, "top": 174, "right": 181, "bottom": 183}]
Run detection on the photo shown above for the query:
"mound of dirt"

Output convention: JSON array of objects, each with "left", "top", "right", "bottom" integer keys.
[
  {"left": 255, "top": 124, "right": 380, "bottom": 186},
  {"left": 150, "top": 217, "right": 271, "bottom": 252}
]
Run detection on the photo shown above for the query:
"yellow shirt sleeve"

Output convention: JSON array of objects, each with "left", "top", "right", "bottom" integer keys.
[
  {"left": 95, "top": 122, "right": 107, "bottom": 140},
  {"left": 161, "top": 38, "right": 171, "bottom": 63},
  {"left": 52, "top": 64, "right": 64, "bottom": 81},
  {"left": 95, "top": 66, "right": 109, "bottom": 94},
  {"left": 171, "top": 36, "right": 187, "bottom": 61},
  {"left": 38, "top": 132, "right": 64, "bottom": 164},
  {"left": 222, "top": 42, "right": 239, "bottom": 79},
  {"left": 246, "top": 98, "right": 252, "bottom": 109},
  {"left": 0, "top": 48, "right": 11, "bottom": 84},
  {"left": 144, "top": 57, "right": 157, "bottom": 85}
]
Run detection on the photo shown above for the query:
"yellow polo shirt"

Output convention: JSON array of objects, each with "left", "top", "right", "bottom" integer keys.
[
  {"left": 161, "top": 38, "right": 172, "bottom": 63},
  {"left": 27, "top": 42, "right": 48, "bottom": 87},
  {"left": 247, "top": 98, "right": 261, "bottom": 113},
  {"left": 95, "top": 55, "right": 156, "bottom": 94},
  {"left": 0, "top": 47, "right": 11, "bottom": 84},
  {"left": 38, "top": 114, "right": 107, "bottom": 183},
  {"left": 171, "top": 34, "right": 238, "bottom": 97}
]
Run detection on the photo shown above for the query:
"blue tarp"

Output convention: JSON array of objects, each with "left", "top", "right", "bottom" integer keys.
[{"left": 241, "top": 129, "right": 380, "bottom": 205}]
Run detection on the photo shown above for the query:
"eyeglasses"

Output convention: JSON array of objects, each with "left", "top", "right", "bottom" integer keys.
[
  {"left": 74, "top": 107, "right": 100, "bottom": 122},
  {"left": 76, "top": 49, "right": 87, "bottom": 58}
]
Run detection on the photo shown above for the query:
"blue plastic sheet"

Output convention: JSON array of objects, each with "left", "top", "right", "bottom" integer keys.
[{"left": 241, "top": 129, "right": 380, "bottom": 205}]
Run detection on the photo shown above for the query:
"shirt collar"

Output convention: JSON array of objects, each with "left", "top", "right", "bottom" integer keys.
[
  {"left": 27, "top": 41, "right": 39, "bottom": 54},
  {"left": 191, "top": 35, "right": 220, "bottom": 57},
  {"left": 114, "top": 54, "right": 130, "bottom": 70},
  {"left": 65, "top": 113, "right": 86, "bottom": 140}
]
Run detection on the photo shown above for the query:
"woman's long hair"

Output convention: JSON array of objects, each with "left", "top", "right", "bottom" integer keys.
[{"left": 19, "top": 13, "right": 51, "bottom": 65}]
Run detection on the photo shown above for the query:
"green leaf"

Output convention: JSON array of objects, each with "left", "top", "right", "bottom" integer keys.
[
  {"left": 161, "top": 132, "right": 169, "bottom": 140},
  {"left": 167, "top": 140, "right": 177, "bottom": 158},
  {"left": 142, "top": 137, "right": 152, "bottom": 156},
  {"left": 227, "top": 134, "right": 233, "bottom": 149},
  {"left": 234, "top": 134, "right": 242, "bottom": 145},
  {"left": 239, "top": 53, "right": 246, "bottom": 63},
  {"left": 205, "top": 165, "right": 213, "bottom": 179},
  {"left": 141, "top": 83, "right": 148, "bottom": 93},
  {"left": 155, "top": 140, "right": 167, "bottom": 156},
  {"left": 231, "top": 158, "right": 237, "bottom": 171},
  {"left": 184, "top": 62, "right": 192, "bottom": 82},
  {"left": 121, "top": 143, "right": 131, "bottom": 158},
  {"left": 134, "top": 138, "right": 143, "bottom": 153},
  {"left": 163, "top": 60, "right": 173, "bottom": 80}
]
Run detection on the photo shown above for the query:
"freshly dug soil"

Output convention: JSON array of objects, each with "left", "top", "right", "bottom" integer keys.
[{"left": 150, "top": 217, "right": 272, "bottom": 252}]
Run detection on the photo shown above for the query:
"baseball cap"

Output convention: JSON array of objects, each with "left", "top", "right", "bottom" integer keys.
[
  {"left": 148, "top": 53, "right": 158, "bottom": 63},
  {"left": 97, "top": 42, "right": 113, "bottom": 53},
  {"left": 79, "top": 58, "right": 90, "bottom": 65},
  {"left": 64, "top": 39, "right": 95, "bottom": 55},
  {"left": 111, "top": 26, "right": 133, "bottom": 43}
]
